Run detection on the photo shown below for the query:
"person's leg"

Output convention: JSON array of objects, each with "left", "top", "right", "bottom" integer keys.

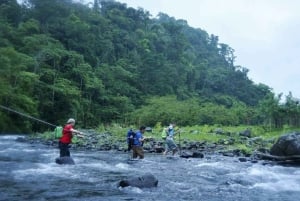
[
  {"left": 66, "top": 146, "right": 70, "bottom": 157},
  {"left": 164, "top": 139, "right": 172, "bottom": 155},
  {"left": 59, "top": 142, "right": 69, "bottom": 157},
  {"left": 172, "top": 147, "right": 178, "bottom": 155},
  {"left": 163, "top": 142, "right": 168, "bottom": 155},
  {"left": 132, "top": 146, "right": 138, "bottom": 159},
  {"left": 169, "top": 140, "right": 178, "bottom": 156},
  {"left": 127, "top": 143, "right": 132, "bottom": 152},
  {"left": 137, "top": 147, "right": 144, "bottom": 159},
  {"left": 59, "top": 142, "right": 64, "bottom": 157}
]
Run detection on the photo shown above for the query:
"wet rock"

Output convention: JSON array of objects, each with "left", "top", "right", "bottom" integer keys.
[
  {"left": 239, "top": 128, "right": 251, "bottom": 138},
  {"left": 55, "top": 156, "right": 75, "bottom": 165},
  {"left": 238, "top": 157, "right": 247, "bottom": 162},
  {"left": 118, "top": 173, "right": 158, "bottom": 188},
  {"left": 270, "top": 132, "right": 300, "bottom": 156},
  {"left": 15, "top": 137, "right": 27, "bottom": 142},
  {"left": 180, "top": 151, "right": 204, "bottom": 158},
  {"left": 192, "top": 151, "right": 204, "bottom": 158},
  {"left": 180, "top": 151, "right": 193, "bottom": 158},
  {"left": 221, "top": 149, "right": 242, "bottom": 157},
  {"left": 154, "top": 146, "right": 164, "bottom": 153}
]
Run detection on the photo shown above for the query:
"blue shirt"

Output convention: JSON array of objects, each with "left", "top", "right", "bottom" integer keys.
[
  {"left": 133, "top": 130, "right": 143, "bottom": 146},
  {"left": 168, "top": 127, "right": 174, "bottom": 137}
]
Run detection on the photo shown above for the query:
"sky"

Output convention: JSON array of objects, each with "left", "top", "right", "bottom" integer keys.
[{"left": 111, "top": 0, "right": 300, "bottom": 100}]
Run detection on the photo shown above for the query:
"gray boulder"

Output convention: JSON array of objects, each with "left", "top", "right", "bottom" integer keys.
[
  {"left": 270, "top": 132, "right": 300, "bottom": 156},
  {"left": 118, "top": 173, "right": 158, "bottom": 188},
  {"left": 55, "top": 156, "right": 75, "bottom": 165},
  {"left": 239, "top": 128, "right": 251, "bottom": 138},
  {"left": 180, "top": 151, "right": 204, "bottom": 158}
]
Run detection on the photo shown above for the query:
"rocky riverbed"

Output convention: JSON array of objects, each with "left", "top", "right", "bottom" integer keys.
[{"left": 20, "top": 129, "right": 277, "bottom": 162}]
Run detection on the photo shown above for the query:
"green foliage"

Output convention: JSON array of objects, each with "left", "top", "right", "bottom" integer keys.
[
  {"left": 126, "top": 96, "right": 261, "bottom": 127},
  {"left": 1, "top": 0, "right": 299, "bottom": 133},
  {"left": 41, "top": 130, "right": 54, "bottom": 140}
]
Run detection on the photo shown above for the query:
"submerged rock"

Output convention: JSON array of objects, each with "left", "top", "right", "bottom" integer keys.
[
  {"left": 118, "top": 173, "right": 158, "bottom": 188},
  {"left": 55, "top": 156, "right": 75, "bottom": 165}
]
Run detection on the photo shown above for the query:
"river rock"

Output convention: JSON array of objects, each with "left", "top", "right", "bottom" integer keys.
[
  {"left": 239, "top": 128, "right": 251, "bottom": 138},
  {"left": 118, "top": 173, "right": 158, "bottom": 188},
  {"left": 180, "top": 151, "right": 204, "bottom": 158},
  {"left": 270, "top": 132, "right": 300, "bottom": 156},
  {"left": 55, "top": 156, "right": 75, "bottom": 165}
]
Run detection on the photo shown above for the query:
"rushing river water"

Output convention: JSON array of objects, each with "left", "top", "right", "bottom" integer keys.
[{"left": 1, "top": 135, "right": 300, "bottom": 201}]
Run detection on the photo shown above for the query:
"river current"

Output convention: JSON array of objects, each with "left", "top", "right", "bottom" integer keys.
[{"left": 0, "top": 135, "right": 300, "bottom": 201}]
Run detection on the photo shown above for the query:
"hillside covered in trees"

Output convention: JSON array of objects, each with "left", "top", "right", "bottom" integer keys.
[{"left": 1, "top": 0, "right": 299, "bottom": 133}]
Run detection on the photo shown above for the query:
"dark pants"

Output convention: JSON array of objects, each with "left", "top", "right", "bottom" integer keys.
[
  {"left": 128, "top": 143, "right": 132, "bottom": 151},
  {"left": 59, "top": 141, "right": 70, "bottom": 157}
]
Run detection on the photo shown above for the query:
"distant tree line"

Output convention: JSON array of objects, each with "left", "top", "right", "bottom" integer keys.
[{"left": 0, "top": 0, "right": 299, "bottom": 133}]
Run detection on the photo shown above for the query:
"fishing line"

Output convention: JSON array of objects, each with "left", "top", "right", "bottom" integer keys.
[{"left": 0, "top": 104, "right": 57, "bottom": 128}]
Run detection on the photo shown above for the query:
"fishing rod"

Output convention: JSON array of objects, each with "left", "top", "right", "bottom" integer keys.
[
  {"left": 0, "top": 105, "right": 91, "bottom": 140},
  {"left": 0, "top": 104, "right": 57, "bottom": 128}
]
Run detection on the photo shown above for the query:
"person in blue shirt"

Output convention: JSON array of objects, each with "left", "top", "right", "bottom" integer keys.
[
  {"left": 163, "top": 123, "right": 178, "bottom": 156},
  {"left": 132, "top": 126, "right": 146, "bottom": 159}
]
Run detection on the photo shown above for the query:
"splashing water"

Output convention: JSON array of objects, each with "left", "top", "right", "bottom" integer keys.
[{"left": 0, "top": 135, "right": 300, "bottom": 201}]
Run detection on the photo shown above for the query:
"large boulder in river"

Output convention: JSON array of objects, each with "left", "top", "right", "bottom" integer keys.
[
  {"left": 55, "top": 156, "right": 75, "bottom": 165},
  {"left": 118, "top": 173, "right": 158, "bottom": 188},
  {"left": 270, "top": 132, "right": 300, "bottom": 156}
]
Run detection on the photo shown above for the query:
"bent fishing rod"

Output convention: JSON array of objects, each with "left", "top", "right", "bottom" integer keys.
[
  {"left": 0, "top": 105, "right": 90, "bottom": 137},
  {"left": 0, "top": 104, "right": 56, "bottom": 128}
]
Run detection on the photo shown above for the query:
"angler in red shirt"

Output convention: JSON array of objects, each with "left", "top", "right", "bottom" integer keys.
[{"left": 59, "top": 118, "right": 83, "bottom": 157}]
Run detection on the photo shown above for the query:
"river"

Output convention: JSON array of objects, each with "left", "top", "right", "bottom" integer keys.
[{"left": 0, "top": 135, "right": 300, "bottom": 201}]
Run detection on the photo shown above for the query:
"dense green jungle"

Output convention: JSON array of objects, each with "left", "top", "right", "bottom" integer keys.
[{"left": 1, "top": 0, "right": 300, "bottom": 141}]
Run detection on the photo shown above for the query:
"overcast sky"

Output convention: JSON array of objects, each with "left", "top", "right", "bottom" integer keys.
[{"left": 111, "top": 0, "right": 300, "bottom": 100}]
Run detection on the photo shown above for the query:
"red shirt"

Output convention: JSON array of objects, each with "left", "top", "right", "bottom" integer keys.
[{"left": 59, "top": 124, "right": 74, "bottom": 144}]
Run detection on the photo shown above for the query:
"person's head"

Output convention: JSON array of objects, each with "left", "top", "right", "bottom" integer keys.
[
  {"left": 67, "top": 118, "right": 75, "bottom": 125},
  {"left": 140, "top": 126, "right": 146, "bottom": 133}
]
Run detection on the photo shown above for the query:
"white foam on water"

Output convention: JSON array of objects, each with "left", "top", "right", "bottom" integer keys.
[
  {"left": 0, "top": 147, "right": 36, "bottom": 153},
  {"left": 195, "top": 161, "right": 221, "bottom": 167},
  {"left": 0, "top": 135, "right": 24, "bottom": 140},
  {"left": 195, "top": 161, "right": 235, "bottom": 171},
  {"left": 78, "top": 160, "right": 133, "bottom": 173},
  {"left": 119, "top": 186, "right": 144, "bottom": 193},
  {"left": 136, "top": 158, "right": 157, "bottom": 164},
  {"left": 252, "top": 180, "right": 300, "bottom": 191},
  {"left": 246, "top": 164, "right": 300, "bottom": 192},
  {"left": 79, "top": 160, "right": 116, "bottom": 170},
  {"left": 115, "top": 162, "right": 131, "bottom": 169},
  {"left": 172, "top": 181, "right": 199, "bottom": 193},
  {"left": 12, "top": 162, "right": 74, "bottom": 180}
]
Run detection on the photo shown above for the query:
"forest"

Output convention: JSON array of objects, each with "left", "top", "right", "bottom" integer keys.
[{"left": 0, "top": 0, "right": 299, "bottom": 133}]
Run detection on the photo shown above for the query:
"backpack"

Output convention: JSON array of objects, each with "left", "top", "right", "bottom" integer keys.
[
  {"left": 54, "top": 126, "right": 63, "bottom": 139},
  {"left": 161, "top": 128, "right": 167, "bottom": 139},
  {"left": 127, "top": 129, "right": 136, "bottom": 150}
]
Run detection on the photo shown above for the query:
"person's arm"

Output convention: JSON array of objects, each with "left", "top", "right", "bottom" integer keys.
[
  {"left": 71, "top": 128, "right": 84, "bottom": 138},
  {"left": 173, "top": 127, "right": 180, "bottom": 135},
  {"left": 139, "top": 135, "right": 145, "bottom": 142}
]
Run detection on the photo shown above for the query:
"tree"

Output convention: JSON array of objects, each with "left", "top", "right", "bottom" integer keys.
[{"left": 0, "top": 47, "right": 38, "bottom": 132}]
